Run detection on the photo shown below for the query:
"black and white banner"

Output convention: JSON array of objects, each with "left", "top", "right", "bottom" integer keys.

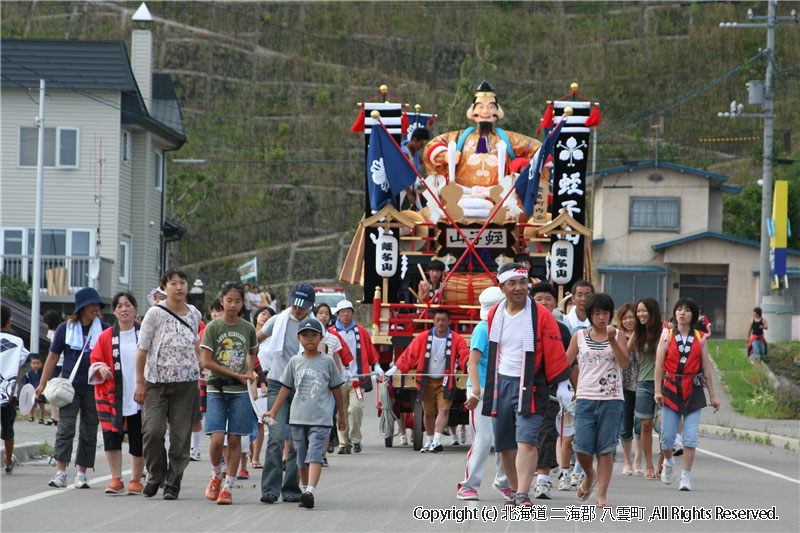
[{"left": 549, "top": 100, "right": 590, "bottom": 289}]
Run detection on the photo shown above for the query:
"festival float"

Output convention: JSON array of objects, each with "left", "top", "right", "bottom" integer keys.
[{"left": 341, "top": 81, "right": 600, "bottom": 449}]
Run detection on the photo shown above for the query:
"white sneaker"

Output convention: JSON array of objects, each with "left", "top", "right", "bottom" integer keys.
[
  {"left": 534, "top": 480, "right": 551, "bottom": 499},
  {"left": 679, "top": 473, "right": 692, "bottom": 491},
  {"left": 452, "top": 436, "right": 460, "bottom": 446},
  {"left": 74, "top": 474, "right": 90, "bottom": 489},
  {"left": 400, "top": 434, "right": 409, "bottom": 446},
  {"left": 661, "top": 462, "right": 674, "bottom": 485},
  {"left": 420, "top": 441, "right": 434, "bottom": 453},
  {"left": 189, "top": 447, "right": 201, "bottom": 461},
  {"left": 558, "top": 471, "right": 572, "bottom": 491},
  {"left": 458, "top": 427, "right": 467, "bottom": 444},
  {"left": 48, "top": 472, "right": 68, "bottom": 488},
  {"left": 570, "top": 470, "right": 583, "bottom": 488}
]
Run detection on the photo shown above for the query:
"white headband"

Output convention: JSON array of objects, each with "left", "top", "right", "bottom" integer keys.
[{"left": 497, "top": 267, "right": 529, "bottom": 284}]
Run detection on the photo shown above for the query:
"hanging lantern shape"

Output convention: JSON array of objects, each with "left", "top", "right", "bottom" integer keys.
[
  {"left": 550, "top": 240, "right": 574, "bottom": 286},
  {"left": 375, "top": 234, "right": 399, "bottom": 278}
]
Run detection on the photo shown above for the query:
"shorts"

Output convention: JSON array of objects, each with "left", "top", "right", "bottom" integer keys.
[
  {"left": 573, "top": 399, "right": 624, "bottom": 457},
  {"left": 102, "top": 412, "right": 143, "bottom": 456},
  {"left": 492, "top": 374, "right": 544, "bottom": 452},
  {"left": 205, "top": 391, "right": 253, "bottom": 435},
  {"left": 291, "top": 425, "right": 329, "bottom": 466},
  {"left": 536, "top": 398, "right": 560, "bottom": 469},
  {"left": 421, "top": 378, "right": 452, "bottom": 416},
  {"left": 635, "top": 381, "right": 657, "bottom": 419},
  {"left": 1, "top": 398, "right": 17, "bottom": 440}
]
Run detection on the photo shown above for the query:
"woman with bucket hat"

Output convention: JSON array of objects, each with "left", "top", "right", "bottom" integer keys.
[{"left": 37, "top": 287, "right": 110, "bottom": 489}]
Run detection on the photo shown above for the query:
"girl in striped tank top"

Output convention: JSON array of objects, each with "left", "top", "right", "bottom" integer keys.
[{"left": 566, "top": 293, "right": 629, "bottom": 508}]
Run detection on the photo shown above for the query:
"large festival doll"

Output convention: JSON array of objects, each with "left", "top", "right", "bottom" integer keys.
[{"left": 423, "top": 81, "right": 542, "bottom": 189}]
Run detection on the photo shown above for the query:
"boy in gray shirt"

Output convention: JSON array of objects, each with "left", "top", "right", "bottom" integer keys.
[{"left": 265, "top": 317, "right": 346, "bottom": 509}]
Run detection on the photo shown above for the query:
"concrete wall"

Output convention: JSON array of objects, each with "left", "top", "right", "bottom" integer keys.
[{"left": 593, "top": 167, "right": 711, "bottom": 268}]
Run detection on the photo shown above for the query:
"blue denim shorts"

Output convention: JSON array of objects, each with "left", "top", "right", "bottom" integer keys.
[
  {"left": 573, "top": 399, "right": 624, "bottom": 457},
  {"left": 205, "top": 391, "right": 253, "bottom": 436},
  {"left": 291, "top": 425, "right": 329, "bottom": 466},
  {"left": 492, "top": 374, "right": 544, "bottom": 452},
  {"left": 635, "top": 381, "right": 657, "bottom": 419}
]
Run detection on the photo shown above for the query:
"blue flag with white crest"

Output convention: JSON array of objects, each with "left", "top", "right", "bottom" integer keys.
[
  {"left": 367, "top": 122, "right": 418, "bottom": 212},
  {"left": 515, "top": 116, "right": 566, "bottom": 217}
]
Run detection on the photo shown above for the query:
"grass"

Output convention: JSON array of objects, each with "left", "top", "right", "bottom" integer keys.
[
  {"left": 40, "top": 441, "right": 54, "bottom": 456},
  {"left": 711, "top": 340, "right": 799, "bottom": 420},
  {"left": 766, "top": 341, "right": 800, "bottom": 388}
]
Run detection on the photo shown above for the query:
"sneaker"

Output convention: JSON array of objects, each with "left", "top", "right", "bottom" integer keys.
[
  {"left": 189, "top": 447, "right": 201, "bottom": 461},
  {"left": 104, "top": 477, "right": 125, "bottom": 494},
  {"left": 327, "top": 441, "right": 335, "bottom": 454},
  {"left": 673, "top": 443, "right": 684, "bottom": 457},
  {"left": 322, "top": 457, "right": 328, "bottom": 467},
  {"left": 75, "top": 474, "right": 90, "bottom": 489},
  {"left": 661, "top": 462, "right": 674, "bottom": 485},
  {"left": 353, "top": 443, "right": 362, "bottom": 453},
  {"left": 127, "top": 480, "right": 143, "bottom": 495},
  {"left": 216, "top": 487, "right": 232, "bottom": 505},
  {"left": 48, "top": 471, "right": 68, "bottom": 488},
  {"left": 162, "top": 485, "right": 179, "bottom": 500},
  {"left": 432, "top": 443, "right": 444, "bottom": 453},
  {"left": 4, "top": 454, "right": 16, "bottom": 474},
  {"left": 420, "top": 441, "right": 434, "bottom": 453},
  {"left": 493, "top": 485, "right": 514, "bottom": 501},
  {"left": 457, "top": 489, "right": 479, "bottom": 501},
  {"left": 237, "top": 469, "right": 249, "bottom": 480},
  {"left": 570, "top": 470, "right": 584, "bottom": 488},
  {"left": 299, "top": 491, "right": 315, "bottom": 509},
  {"left": 260, "top": 493, "right": 278, "bottom": 504},
  {"left": 558, "top": 472, "right": 572, "bottom": 491},
  {"left": 206, "top": 476, "right": 222, "bottom": 501},
  {"left": 458, "top": 427, "right": 468, "bottom": 445},
  {"left": 400, "top": 434, "right": 409, "bottom": 446},
  {"left": 142, "top": 482, "right": 160, "bottom": 498},
  {"left": 337, "top": 445, "right": 351, "bottom": 455},
  {"left": 679, "top": 473, "right": 692, "bottom": 491},
  {"left": 534, "top": 480, "right": 551, "bottom": 499}
]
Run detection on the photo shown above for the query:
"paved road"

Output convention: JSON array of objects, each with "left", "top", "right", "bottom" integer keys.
[{"left": 2, "top": 401, "right": 798, "bottom": 533}]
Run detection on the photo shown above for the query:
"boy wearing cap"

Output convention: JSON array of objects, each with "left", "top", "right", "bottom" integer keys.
[
  {"left": 332, "top": 300, "right": 382, "bottom": 454},
  {"left": 265, "top": 317, "right": 346, "bottom": 509},
  {"left": 257, "top": 282, "right": 315, "bottom": 503}
]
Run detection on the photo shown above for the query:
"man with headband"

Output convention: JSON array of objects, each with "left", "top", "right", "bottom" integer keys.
[{"left": 481, "top": 263, "right": 570, "bottom": 507}]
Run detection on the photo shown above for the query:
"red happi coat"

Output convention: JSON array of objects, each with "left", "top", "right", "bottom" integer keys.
[
  {"left": 89, "top": 324, "right": 139, "bottom": 434},
  {"left": 662, "top": 328, "right": 708, "bottom": 415},
  {"left": 331, "top": 324, "right": 379, "bottom": 392},
  {"left": 395, "top": 328, "right": 470, "bottom": 402}
]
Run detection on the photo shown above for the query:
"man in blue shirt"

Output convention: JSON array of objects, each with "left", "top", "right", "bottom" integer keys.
[{"left": 456, "top": 287, "right": 512, "bottom": 501}]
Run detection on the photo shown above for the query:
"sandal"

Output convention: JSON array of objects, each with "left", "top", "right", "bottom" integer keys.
[
  {"left": 596, "top": 501, "right": 613, "bottom": 508},
  {"left": 622, "top": 466, "right": 633, "bottom": 476},
  {"left": 514, "top": 493, "right": 533, "bottom": 507},
  {"left": 39, "top": 418, "right": 45, "bottom": 424},
  {"left": 577, "top": 478, "right": 597, "bottom": 501},
  {"left": 644, "top": 466, "right": 656, "bottom": 479},
  {"left": 28, "top": 416, "right": 35, "bottom": 422},
  {"left": 251, "top": 462, "right": 263, "bottom": 469}
]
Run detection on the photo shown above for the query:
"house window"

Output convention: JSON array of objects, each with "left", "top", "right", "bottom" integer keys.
[
  {"left": 629, "top": 197, "right": 680, "bottom": 232},
  {"left": 122, "top": 131, "right": 131, "bottom": 161},
  {"left": 603, "top": 272, "right": 665, "bottom": 310},
  {"left": 154, "top": 151, "right": 163, "bottom": 190},
  {"left": 119, "top": 239, "right": 130, "bottom": 284},
  {"left": 19, "top": 127, "right": 79, "bottom": 168}
]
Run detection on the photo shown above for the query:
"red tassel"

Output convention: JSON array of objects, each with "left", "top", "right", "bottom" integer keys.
[
  {"left": 401, "top": 111, "right": 409, "bottom": 136},
  {"left": 350, "top": 106, "right": 365, "bottom": 133},
  {"left": 537, "top": 103, "right": 554, "bottom": 135},
  {"left": 585, "top": 105, "right": 601, "bottom": 127},
  {"left": 427, "top": 115, "right": 435, "bottom": 127}
]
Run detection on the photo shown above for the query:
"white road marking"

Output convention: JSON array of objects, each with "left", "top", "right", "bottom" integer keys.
[
  {"left": 697, "top": 448, "right": 800, "bottom": 484},
  {"left": 0, "top": 469, "right": 132, "bottom": 511}
]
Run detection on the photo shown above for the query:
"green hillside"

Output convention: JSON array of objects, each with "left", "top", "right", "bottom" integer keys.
[{"left": 3, "top": 0, "right": 798, "bottom": 295}]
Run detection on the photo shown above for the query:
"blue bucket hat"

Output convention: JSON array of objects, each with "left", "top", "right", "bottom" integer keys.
[{"left": 73, "top": 287, "right": 104, "bottom": 315}]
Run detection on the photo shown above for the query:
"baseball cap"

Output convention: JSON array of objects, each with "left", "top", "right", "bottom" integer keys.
[
  {"left": 289, "top": 282, "right": 315, "bottom": 310},
  {"left": 479, "top": 286, "right": 504, "bottom": 320},
  {"left": 297, "top": 317, "right": 324, "bottom": 335}
]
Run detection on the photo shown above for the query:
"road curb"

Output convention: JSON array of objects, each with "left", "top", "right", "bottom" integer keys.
[
  {"left": 0, "top": 441, "right": 45, "bottom": 463},
  {"left": 700, "top": 424, "right": 799, "bottom": 453}
]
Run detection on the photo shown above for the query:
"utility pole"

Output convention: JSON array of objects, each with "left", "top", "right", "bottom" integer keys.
[
  {"left": 719, "top": 0, "right": 798, "bottom": 340},
  {"left": 29, "top": 80, "right": 46, "bottom": 356}
]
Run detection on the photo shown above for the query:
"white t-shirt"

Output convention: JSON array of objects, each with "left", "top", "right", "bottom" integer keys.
[
  {"left": 339, "top": 327, "right": 357, "bottom": 358},
  {"left": 564, "top": 307, "right": 591, "bottom": 335},
  {"left": 497, "top": 309, "right": 525, "bottom": 377},
  {"left": 428, "top": 334, "right": 447, "bottom": 378},
  {"left": 119, "top": 328, "right": 140, "bottom": 416}
]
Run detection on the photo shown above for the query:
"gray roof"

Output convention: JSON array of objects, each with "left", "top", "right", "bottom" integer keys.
[{"left": 1, "top": 39, "right": 185, "bottom": 146}]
